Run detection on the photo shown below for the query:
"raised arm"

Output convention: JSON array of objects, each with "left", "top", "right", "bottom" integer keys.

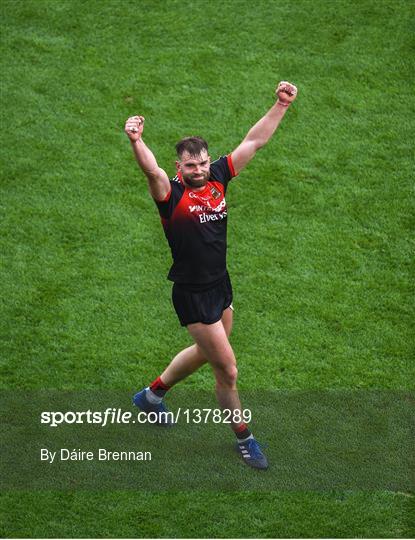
[
  {"left": 124, "top": 115, "right": 170, "bottom": 201},
  {"left": 231, "top": 81, "right": 297, "bottom": 175}
]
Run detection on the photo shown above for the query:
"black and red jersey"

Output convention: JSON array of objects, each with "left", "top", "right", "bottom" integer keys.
[{"left": 155, "top": 154, "right": 237, "bottom": 285}]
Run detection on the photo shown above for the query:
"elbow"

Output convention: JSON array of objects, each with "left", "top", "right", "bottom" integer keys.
[
  {"left": 252, "top": 140, "right": 266, "bottom": 151},
  {"left": 245, "top": 137, "right": 265, "bottom": 151}
]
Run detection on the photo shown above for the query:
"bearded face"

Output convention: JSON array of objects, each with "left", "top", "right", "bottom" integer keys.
[{"left": 177, "top": 150, "right": 211, "bottom": 189}]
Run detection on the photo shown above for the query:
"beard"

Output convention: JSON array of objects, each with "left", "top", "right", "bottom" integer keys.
[{"left": 182, "top": 170, "right": 210, "bottom": 188}]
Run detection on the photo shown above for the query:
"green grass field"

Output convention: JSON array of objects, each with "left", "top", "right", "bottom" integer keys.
[{"left": 1, "top": 0, "right": 414, "bottom": 537}]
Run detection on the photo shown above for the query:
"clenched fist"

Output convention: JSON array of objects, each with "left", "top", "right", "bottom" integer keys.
[
  {"left": 124, "top": 115, "right": 145, "bottom": 142},
  {"left": 276, "top": 81, "right": 298, "bottom": 106}
]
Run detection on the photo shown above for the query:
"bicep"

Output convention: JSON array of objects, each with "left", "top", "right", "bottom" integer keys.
[
  {"left": 231, "top": 140, "right": 258, "bottom": 175},
  {"left": 146, "top": 168, "right": 170, "bottom": 202}
]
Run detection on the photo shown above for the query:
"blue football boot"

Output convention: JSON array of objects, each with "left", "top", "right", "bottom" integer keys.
[
  {"left": 236, "top": 437, "right": 268, "bottom": 469},
  {"left": 132, "top": 388, "right": 173, "bottom": 427}
]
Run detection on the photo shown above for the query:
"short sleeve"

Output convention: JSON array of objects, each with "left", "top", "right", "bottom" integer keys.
[
  {"left": 154, "top": 180, "right": 184, "bottom": 220},
  {"left": 209, "top": 155, "right": 238, "bottom": 191}
]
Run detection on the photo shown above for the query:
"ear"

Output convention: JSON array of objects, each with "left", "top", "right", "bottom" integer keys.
[{"left": 175, "top": 160, "right": 181, "bottom": 172}]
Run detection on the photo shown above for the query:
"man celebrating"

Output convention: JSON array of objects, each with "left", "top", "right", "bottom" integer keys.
[{"left": 125, "top": 81, "right": 297, "bottom": 469}]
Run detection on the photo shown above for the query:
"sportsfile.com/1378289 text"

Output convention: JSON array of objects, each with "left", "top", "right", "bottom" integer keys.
[{"left": 40, "top": 408, "right": 252, "bottom": 427}]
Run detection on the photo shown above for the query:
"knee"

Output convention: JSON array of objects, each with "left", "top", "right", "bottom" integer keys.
[{"left": 216, "top": 363, "right": 238, "bottom": 388}]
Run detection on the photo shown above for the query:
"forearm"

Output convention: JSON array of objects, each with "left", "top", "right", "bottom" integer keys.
[
  {"left": 130, "top": 138, "right": 161, "bottom": 178},
  {"left": 243, "top": 101, "right": 289, "bottom": 149}
]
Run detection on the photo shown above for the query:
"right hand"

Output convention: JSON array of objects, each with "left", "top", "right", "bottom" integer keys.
[
  {"left": 275, "top": 81, "right": 297, "bottom": 105},
  {"left": 124, "top": 115, "right": 145, "bottom": 142}
]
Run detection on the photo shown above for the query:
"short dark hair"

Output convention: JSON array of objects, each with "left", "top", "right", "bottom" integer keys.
[{"left": 175, "top": 136, "right": 208, "bottom": 159}]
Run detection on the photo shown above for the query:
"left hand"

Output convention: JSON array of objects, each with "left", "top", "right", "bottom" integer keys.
[{"left": 276, "top": 81, "right": 298, "bottom": 105}]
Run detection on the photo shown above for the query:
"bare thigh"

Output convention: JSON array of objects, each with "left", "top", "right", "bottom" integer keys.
[
  {"left": 188, "top": 313, "right": 236, "bottom": 372},
  {"left": 221, "top": 306, "right": 233, "bottom": 338}
]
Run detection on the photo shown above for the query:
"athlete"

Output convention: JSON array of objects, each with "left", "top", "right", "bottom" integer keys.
[{"left": 124, "top": 81, "right": 297, "bottom": 469}]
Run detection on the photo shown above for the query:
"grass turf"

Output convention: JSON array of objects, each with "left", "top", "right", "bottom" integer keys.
[{"left": 1, "top": 0, "right": 414, "bottom": 537}]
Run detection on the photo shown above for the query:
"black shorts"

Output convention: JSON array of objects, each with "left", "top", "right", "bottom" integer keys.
[{"left": 172, "top": 272, "right": 233, "bottom": 327}]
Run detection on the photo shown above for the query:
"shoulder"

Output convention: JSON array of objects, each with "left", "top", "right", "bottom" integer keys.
[
  {"left": 170, "top": 174, "right": 182, "bottom": 185},
  {"left": 154, "top": 174, "right": 185, "bottom": 217},
  {"left": 210, "top": 155, "right": 237, "bottom": 184}
]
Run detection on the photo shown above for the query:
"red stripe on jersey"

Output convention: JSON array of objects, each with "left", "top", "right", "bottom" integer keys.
[
  {"left": 159, "top": 187, "right": 172, "bottom": 202},
  {"left": 227, "top": 154, "right": 237, "bottom": 178}
]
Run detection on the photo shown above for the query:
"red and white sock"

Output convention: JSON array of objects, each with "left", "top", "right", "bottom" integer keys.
[
  {"left": 146, "top": 376, "right": 170, "bottom": 404},
  {"left": 233, "top": 423, "right": 253, "bottom": 443}
]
